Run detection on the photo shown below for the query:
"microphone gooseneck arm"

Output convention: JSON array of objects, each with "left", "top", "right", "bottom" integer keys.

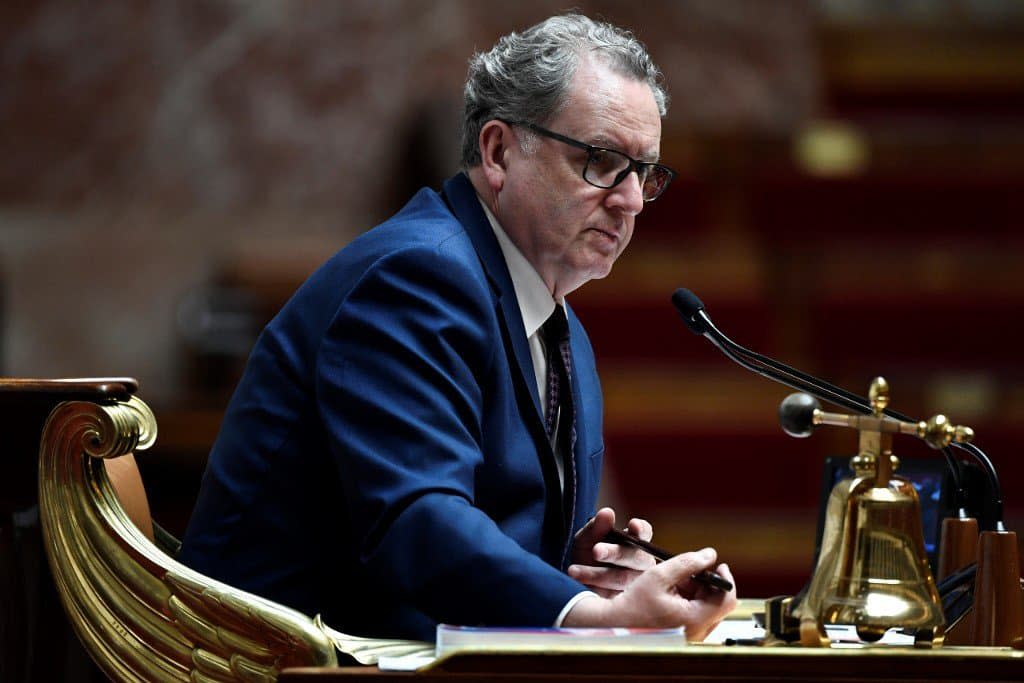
[
  {"left": 697, "top": 308, "right": 872, "bottom": 415},
  {"left": 672, "top": 289, "right": 870, "bottom": 414},
  {"left": 671, "top": 288, "right": 1005, "bottom": 527}
]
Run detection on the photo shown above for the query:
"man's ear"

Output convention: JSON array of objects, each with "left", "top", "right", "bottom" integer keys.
[{"left": 478, "top": 120, "right": 514, "bottom": 193}]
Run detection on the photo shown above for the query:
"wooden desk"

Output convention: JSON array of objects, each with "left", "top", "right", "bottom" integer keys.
[{"left": 280, "top": 645, "right": 1024, "bottom": 683}]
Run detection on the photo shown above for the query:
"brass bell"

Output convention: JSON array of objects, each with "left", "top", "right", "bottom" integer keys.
[{"left": 787, "top": 378, "right": 969, "bottom": 647}]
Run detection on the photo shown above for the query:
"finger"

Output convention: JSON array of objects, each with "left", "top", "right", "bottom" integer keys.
[
  {"left": 716, "top": 563, "right": 736, "bottom": 594},
  {"left": 712, "top": 564, "right": 739, "bottom": 608},
  {"left": 575, "top": 507, "right": 617, "bottom": 546},
  {"left": 655, "top": 547, "right": 718, "bottom": 589},
  {"left": 625, "top": 517, "right": 653, "bottom": 542},
  {"left": 592, "top": 541, "right": 658, "bottom": 571},
  {"left": 694, "top": 563, "right": 735, "bottom": 599},
  {"left": 568, "top": 564, "right": 644, "bottom": 592},
  {"left": 571, "top": 509, "right": 620, "bottom": 566},
  {"left": 691, "top": 562, "right": 737, "bottom": 602},
  {"left": 717, "top": 564, "right": 740, "bottom": 613}
]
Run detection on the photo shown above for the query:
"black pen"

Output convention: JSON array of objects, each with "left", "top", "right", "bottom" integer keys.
[{"left": 602, "top": 528, "right": 733, "bottom": 592}]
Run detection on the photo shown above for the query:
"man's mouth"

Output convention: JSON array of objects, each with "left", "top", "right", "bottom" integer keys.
[{"left": 589, "top": 227, "right": 620, "bottom": 243}]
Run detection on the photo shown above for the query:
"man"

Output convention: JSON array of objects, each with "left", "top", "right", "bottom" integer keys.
[{"left": 181, "top": 13, "right": 736, "bottom": 642}]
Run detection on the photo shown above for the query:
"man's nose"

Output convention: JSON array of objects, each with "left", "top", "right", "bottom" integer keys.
[{"left": 607, "top": 170, "right": 645, "bottom": 215}]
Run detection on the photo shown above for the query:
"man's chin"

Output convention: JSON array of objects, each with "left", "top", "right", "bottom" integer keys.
[{"left": 581, "top": 260, "right": 617, "bottom": 285}]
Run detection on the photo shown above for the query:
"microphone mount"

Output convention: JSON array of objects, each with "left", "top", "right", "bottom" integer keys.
[{"left": 778, "top": 389, "right": 975, "bottom": 451}]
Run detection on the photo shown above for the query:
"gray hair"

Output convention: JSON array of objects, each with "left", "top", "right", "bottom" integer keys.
[{"left": 461, "top": 13, "right": 668, "bottom": 168}]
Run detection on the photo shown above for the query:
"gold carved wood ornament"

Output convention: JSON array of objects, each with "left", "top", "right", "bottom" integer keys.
[{"left": 37, "top": 396, "right": 337, "bottom": 683}]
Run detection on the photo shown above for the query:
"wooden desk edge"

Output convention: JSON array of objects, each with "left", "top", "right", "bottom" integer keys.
[{"left": 280, "top": 644, "right": 1024, "bottom": 682}]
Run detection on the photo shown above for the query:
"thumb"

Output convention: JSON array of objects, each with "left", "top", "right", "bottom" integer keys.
[{"left": 576, "top": 507, "right": 616, "bottom": 544}]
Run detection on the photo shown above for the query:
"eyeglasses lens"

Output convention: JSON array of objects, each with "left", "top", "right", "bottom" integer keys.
[
  {"left": 584, "top": 149, "right": 629, "bottom": 188},
  {"left": 584, "top": 149, "right": 670, "bottom": 201},
  {"left": 642, "top": 168, "right": 670, "bottom": 201}
]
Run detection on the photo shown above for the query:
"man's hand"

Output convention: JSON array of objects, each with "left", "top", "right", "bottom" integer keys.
[
  {"left": 561, "top": 546, "right": 737, "bottom": 641},
  {"left": 567, "top": 507, "right": 657, "bottom": 597}
]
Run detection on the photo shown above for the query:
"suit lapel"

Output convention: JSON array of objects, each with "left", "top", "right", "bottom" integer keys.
[
  {"left": 564, "top": 304, "right": 607, "bottom": 525},
  {"left": 441, "top": 174, "right": 545, "bottom": 429},
  {"left": 560, "top": 303, "right": 587, "bottom": 564}
]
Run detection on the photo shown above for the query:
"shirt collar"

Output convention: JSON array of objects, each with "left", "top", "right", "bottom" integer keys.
[{"left": 477, "top": 198, "right": 557, "bottom": 337}]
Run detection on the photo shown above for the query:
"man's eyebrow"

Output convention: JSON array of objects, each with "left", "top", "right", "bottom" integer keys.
[{"left": 590, "top": 135, "right": 660, "bottom": 162}]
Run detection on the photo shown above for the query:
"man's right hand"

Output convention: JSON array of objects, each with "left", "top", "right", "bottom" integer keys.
[{"left": 560, "top": 547, "right": 737, "bottom": 642}]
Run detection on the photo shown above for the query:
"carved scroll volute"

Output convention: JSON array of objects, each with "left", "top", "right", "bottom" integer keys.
[{"left": 38, "top": 397, "right": 337, "bottom": 683}]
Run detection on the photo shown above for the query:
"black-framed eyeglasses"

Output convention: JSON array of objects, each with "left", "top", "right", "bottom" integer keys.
[{"left": 505, "top": 120, "right": 676, "bottom": 202}]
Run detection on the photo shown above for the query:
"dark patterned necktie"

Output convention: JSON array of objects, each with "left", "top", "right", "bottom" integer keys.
[
  {"left": 541, "top": 306, "right": 578, "bottom": 566},
  {"left": 540, "top": 306, "right": 576, "bottom": 456}
]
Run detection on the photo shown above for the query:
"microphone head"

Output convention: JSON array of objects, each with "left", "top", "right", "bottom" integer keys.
[
  {"left": 779, "top": 392, "right": 821, "bottom": 438},
  {"left": 671, "top": 288, "right": 709, "bottom": 334}
]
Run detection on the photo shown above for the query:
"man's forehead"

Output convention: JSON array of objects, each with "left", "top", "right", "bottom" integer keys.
[
  {"left": 557, "top": 57, "right": 662, "bottom": 156},
  {"left": 561, "top": 109, "right": 663, "bottom": 161}
]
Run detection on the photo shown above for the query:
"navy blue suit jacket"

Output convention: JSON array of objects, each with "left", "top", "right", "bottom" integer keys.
[{"left": 180, "top": 173, "right": 605, "bottom": 641}]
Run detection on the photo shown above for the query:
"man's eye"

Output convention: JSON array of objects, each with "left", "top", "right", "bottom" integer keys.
[{"left": 590, "top": 149, "right": 623, "bottom": 174}]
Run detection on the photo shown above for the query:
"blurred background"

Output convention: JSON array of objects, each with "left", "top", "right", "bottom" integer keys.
[{"left": 3, "top": 0, "right": 1024, "bottom": 598}]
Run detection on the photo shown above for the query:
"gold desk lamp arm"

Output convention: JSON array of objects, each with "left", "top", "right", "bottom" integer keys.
[{"left": 38, "top": 396, "right": 337, "bottom": 683}]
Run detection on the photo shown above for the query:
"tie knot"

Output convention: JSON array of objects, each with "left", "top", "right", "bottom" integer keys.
[{"left": 541, "top": 306, "right": 569, "bottom": 347}]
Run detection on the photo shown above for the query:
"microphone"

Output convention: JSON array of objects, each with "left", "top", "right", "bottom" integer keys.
[
  {"left": 672, "top": 288, "right": 710, "bottom": 335},
  {"left": 672, "top": 288, "right": 1005, "bottom": 530},
  {"left": 672, "top": 289, "right": 883, "bottom": 415}
]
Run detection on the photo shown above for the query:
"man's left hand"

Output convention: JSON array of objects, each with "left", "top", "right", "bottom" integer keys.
[{"left": 567, "top": 507, "right": 657, "bottom": 597}]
